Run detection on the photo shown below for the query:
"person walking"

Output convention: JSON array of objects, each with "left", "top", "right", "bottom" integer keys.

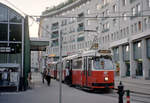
[
  {"left": 42, "top": 69, "right": 46, "bottom": 84},
  {"left": 46, "top": 69, "right": 51, "bottom": 86},
  {"left": 27, "top": 72, "right": 32, "bottom": 89}
]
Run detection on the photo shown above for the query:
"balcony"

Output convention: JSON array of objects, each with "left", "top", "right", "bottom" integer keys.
[
  {"left": 51, "top": 42, "right": 59, "bottom": 47},
  {"left": 51, "top": 26, "right": 59, "bottom": 30},
  {"left": 77, "top": 17, "right": 84, "bottom": 22},
  {"left": 101, "top": 3, "right": 109, "bottom": 9},
  {"left": 77, "top": 27, "right": 84, "bottom": 32},
  {"left": 130, "top": 12, "right": 142, "bottom": 20},
  {"left": 130, "top": 0, "right": 136, "bottom": 4},
  {"left": 51, "top": 34, "right": 59, "bottom": 39},
  {"left": 102, "top": 28, "right": 109, "bottom": 33},
  {"left": 77, "top": 36, "right": 84, "bottom": 42}
]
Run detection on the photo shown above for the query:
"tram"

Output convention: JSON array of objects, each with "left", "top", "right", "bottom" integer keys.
[
  {"left": 63, "top": 50, "right": 115, "bottom": 90},
  {"left": 48, "top": 61, "right": 58, "bottom": 79}
]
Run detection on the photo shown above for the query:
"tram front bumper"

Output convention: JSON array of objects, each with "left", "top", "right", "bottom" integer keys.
[{"left": 92, "top": 83, "right": 114, "bottom": 88}]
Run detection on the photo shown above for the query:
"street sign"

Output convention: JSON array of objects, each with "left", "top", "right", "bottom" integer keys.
[{"left": 0, "top": 47, "right": 13, "bottom": 53}]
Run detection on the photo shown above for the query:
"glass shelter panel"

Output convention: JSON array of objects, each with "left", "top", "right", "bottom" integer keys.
[
  {"left": 0, "top": 24, "right": 8, "bottom": 41},
  {"left": 0, "top": 5, "right": 8, "bottom": 22},
  {"left": 9, "top": 10, "right": 22, "bottom": 23},
  {"left": 9, "top": 43, "right": 22, "bottom": 64},
  {"left": 10, "top": 24, "right": 22, "bottom": 41}
]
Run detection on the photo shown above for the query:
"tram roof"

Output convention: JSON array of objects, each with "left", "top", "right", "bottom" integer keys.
[
  {"left": 64, "top": 54, "right": 79, "bottom": 60},
  {"left": 82, "top": 50, "right": 112, "bottom": 57}
]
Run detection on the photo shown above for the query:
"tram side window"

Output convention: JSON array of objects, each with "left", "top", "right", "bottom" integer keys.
[{"left": 72, "top": 59, "right": 82, "bottom": 69}]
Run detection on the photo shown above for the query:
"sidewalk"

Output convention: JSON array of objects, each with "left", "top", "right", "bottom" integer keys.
[
  {"left": 31, "top": 72, "right": 150, "bottom": 95},
  {"left": 115, "top": 76, "right": 150, "bottom": 95}
]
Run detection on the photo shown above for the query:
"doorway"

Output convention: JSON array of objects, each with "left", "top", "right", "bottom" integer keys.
[
  {"left": 125, "top": 62, "right": 130, "bottom": 76},
  {"left": 136, "top": 61, "right": 143, "bottom": 76}
]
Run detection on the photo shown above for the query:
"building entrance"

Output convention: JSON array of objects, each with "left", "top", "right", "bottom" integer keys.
[
  {"left": 136, "top": 61, "right": 143, "bottom": 76},
  {"left": 125, "top": 62, "right": 130, "bottom": 76}
]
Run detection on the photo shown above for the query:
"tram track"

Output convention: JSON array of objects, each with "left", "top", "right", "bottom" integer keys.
[
  {"left": 73, "top": 86, "right": 150, "bottom": 103},
  {"left": 101, "top": 90, "right": 150, "bottom": 103}
]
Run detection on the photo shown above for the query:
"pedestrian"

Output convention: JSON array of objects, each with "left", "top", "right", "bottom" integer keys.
[
  {"left": 27, "top": 72, "right": 32, "bottom": 89},
  {"left": 65, "top": 67, "right": 69, "bottom": 84},
  {"left": 46, "top": 69, "right": 51, "bottom": 86},
  {"left": 42, "top": 69, "right": 46, "bottom": 84}
]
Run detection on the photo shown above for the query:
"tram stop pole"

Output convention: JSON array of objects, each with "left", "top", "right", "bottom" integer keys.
[
  {"left": 126, "top": 90, "right": 130, "bottom": 103},
  {"left": 59, "top": 28, "right": 63, "bottom": 103},
  {"left": 117, "top": 81, "right": 125, "bottom": 103}
]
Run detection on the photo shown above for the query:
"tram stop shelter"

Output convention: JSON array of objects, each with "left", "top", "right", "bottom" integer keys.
[
  {"left": 30, "top": 38, "right": 49, "bottom": 51},
  {"left": 0, "top": 63, "right": 20, "bottom": 92}
]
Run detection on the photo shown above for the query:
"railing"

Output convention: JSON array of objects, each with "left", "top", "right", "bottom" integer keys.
[{"left": 102, "top": 28, "right": 109, "bottom": 33}]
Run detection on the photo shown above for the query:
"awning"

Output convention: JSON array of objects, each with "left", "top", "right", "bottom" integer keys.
[{"left": 30, "top": 38, "right": 49, "bottom": 51}]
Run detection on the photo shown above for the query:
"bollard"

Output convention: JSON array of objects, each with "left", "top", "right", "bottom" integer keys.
[
  {"left": 117, "top": 81, "right": 124, "bottom": 103},
  {"left": 126, "top": 90, "right": 130, "bottom": 103}
]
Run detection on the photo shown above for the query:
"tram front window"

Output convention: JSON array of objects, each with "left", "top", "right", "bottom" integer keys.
[{"left": 93, "top": 58, "right": 113, "bottom": 70}]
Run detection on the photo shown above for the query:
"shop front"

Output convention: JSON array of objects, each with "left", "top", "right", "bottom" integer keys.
[
  {"left": 123, "top": 44, "right": 130, "bottom": 77},
  {"left": 133, "top": 41, "right": 143, "bottom": 77}
]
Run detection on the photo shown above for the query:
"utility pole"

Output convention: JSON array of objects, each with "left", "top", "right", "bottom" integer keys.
[{"left": 59, "top": 29, "right": 63, "bottom": 103}]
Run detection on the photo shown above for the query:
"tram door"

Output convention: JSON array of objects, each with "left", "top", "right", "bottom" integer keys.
[
  {"left": 82, "top": 57, "right": 88, "bottom": 86},
  {"left": 82, "top": 57, "right": 92, "bottom": 87}
]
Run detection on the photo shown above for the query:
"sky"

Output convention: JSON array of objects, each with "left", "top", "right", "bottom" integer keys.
[{"left": 0, "top": 0, "right": 67, "bottom": 37}]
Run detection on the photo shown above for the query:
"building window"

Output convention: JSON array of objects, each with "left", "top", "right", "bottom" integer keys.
[
  {"left": 123, "top": 13, "right": 127, "bottom": 21},
  {"left": 148, "top": 0, "right": 150, "bottom": 7},
  {"left": 87, "top": 10, "right": 90, "bottom": 14},
  {"left": 113, "top": 19, "right": 117, "bottom": 26},
  {"left": 134, "top": 23, "right": 137, "bottom": 33},
  {"left": 133, "top": 41, "right": 142, "bottom": 60},
  {"left": 106, "top": 9, "right": 109, "bottom": 15},
  {"left": 130, "top": 0, "right": 136, "bottom": 4},
  {"left": 87, "top": 20, "right": 90, "bottom": 25},
  {"left": 122, "top": 0, "right": 127, "bottom": 6},
  {"left": 138, "top": 21, "right": 142, "bottom": 31},
  {"left": 144, "top": 18, "right": 148, "bottom": 30},
  {"left": 0, "top": 24, "right": 8, "bottom": 41},
  {"left": 113, "top": 4, "right": 117, "bottom": 12},
  {"left": 132, "top": 7, "right": 136, "bottom": 16},
  {"left": 126, "top": 45, "right": 129, "bottom": 52},
  {"left": 138, "top": 42, "right": 141, "bottom": 48},
  {"left": 0, "top": 6, "right": 8, "bottom": 22},
  {"left": 96, "top": 4, "right": 101, "bottom": 10},
  {"left": 147, "top": 38, "right": 150, "bottom": 58},
  {"left": 131, "top": 25, "right": 134, "bottom": 33},
  {"left": 137, "top": 4, "right": 141, "bottom": 14},
  {"left": 126, "top": 27, "right": 129, "bottom": 35}
]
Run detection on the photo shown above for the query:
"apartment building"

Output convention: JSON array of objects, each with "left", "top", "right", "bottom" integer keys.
[{"left": 39, "top": 0, "right": 150, "bottom": 79}]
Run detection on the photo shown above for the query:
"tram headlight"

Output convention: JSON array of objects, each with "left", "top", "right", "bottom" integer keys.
[{"left": 104, "top": 77, "right": 109, "bottom": 81}]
